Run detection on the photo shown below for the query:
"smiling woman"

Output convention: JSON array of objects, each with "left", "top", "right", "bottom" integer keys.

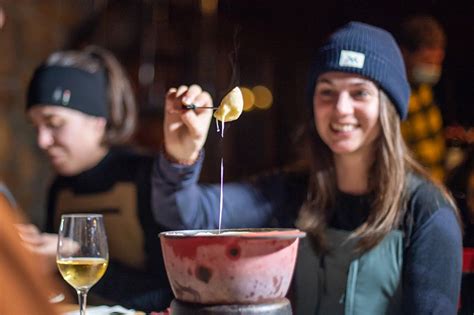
[
  {"left": 17, "top": 46, "right": 174, "bottom": 312},
  {"left": 28, "top": 106, "right": 108, "bottom": 176},
  {"left": 313, "top": 73, "right": 381, "bottom": 158},
  {"left": 151, "top": 21, "right": 463, "bottom": 315}
]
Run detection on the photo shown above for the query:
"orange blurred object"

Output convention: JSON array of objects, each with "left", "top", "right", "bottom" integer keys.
[{"left": 0, "top": 194, "right": 61, "bottom": 315}]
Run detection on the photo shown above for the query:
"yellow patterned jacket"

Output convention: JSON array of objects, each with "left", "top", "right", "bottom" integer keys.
[{"left": 401, "top": 84, "right": 446, "bottom": 182}]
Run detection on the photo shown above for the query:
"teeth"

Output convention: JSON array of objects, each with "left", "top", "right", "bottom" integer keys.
[{"left": 331, "top": 123, "right": 356, "bottom": 132}]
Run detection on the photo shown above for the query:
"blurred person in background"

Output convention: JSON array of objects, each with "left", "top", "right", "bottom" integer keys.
[
  {"left": 17, "top": 46, "right": 173, "bottom": 312},
  {"left": 397, "top": 15, "right": 448, "bottom": 182}
]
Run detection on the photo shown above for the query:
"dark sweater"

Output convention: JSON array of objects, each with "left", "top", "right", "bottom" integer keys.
[
  {"left": 152, "top": 151, "right": 462, "bottom": 315},
  {"left": 47, "top": 147, "right": 172, "bottom": 312}
]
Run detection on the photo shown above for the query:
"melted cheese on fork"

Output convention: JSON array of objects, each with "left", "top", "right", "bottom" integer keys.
[{"left": 214, "top": 87, "right": 244, "bottom": 122}]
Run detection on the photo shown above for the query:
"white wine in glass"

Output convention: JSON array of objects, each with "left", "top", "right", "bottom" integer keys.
[{"left": 57, "top": 214, "right": 108, "bottom": 315}]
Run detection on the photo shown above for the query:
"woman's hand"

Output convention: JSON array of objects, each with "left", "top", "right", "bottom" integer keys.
[
  {"left": 16, "top": 224, "right": 58, "bottom": 273},
  {"left": 164, "top": 84, "right": 213, "bottom": 164}
]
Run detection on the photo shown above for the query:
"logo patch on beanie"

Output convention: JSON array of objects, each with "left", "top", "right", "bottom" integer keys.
[{"left": 339, "top": 50, "right": 365, "bottom": 69}]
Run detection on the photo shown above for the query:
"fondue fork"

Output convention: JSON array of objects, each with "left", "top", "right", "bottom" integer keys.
[{"left": 182, "top": 104, "right": 219, "bottom": 110}]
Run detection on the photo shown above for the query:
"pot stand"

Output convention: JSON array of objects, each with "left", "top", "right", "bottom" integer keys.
[{"left": 170, "top": 298, "right": 292, "bottom": 315}]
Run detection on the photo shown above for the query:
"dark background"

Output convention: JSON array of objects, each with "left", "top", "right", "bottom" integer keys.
[
  {"left": 0, "top": 0, "right": 473, "bottom": 225},
  {"left": 82, "top": 0, "right": 471, "bottom": 181}
]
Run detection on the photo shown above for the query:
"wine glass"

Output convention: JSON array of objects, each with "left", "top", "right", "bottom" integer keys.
[{"left": 56, "top": 214, "right": 108, "bottom": 315}]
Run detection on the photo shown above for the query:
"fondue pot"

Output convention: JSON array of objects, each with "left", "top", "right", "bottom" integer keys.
[{"left": 159, "top": 228, "right": 306, "bottom": 306}]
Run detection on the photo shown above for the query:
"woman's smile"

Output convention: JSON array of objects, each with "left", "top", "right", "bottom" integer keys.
[
  {"left": 330, "top": 122, "right": 360, "bottom": 133},
  {"left": 314, "top": 72, "right": 380, "bottom": 156}
]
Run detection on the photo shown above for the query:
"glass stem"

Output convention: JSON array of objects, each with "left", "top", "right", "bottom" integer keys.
[{"left": 77, "top": 289, "right": 88, "bottom": 315}]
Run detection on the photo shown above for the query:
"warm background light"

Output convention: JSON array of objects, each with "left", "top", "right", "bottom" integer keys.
[
  {"left": 200, "top": 0, "right": 219, "bottom": 16},
  {"left": 252, "top": 85, "right": 273, "bottom": 109},
  {"left": 240, "top": 87, "right": 255, "bottom": 111}
]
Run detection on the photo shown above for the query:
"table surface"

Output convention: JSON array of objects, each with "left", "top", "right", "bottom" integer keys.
[{"left": 56, "top": 303, "right": 146, "bottom": 315}]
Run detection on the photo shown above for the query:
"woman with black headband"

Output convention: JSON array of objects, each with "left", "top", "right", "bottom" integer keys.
[
  {"left": 18, "top": 46, "right": 173, "bottom": 312},
  {"left": 152, "top": 22, "right": 462, "bottom": 314}
]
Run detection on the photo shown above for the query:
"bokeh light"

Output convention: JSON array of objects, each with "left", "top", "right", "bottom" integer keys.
[
  {"left": 200, "top": 0, "right": 219, "bottom": 16},
  {"left": 240, "top": 87, "right": 255, "bottom": 112},
  {"left": 252, "top": 85, "right": 273, "bottom": 109}
]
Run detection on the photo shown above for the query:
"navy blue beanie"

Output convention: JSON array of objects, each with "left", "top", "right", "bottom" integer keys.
[{"left": 308, "top": 21, "right": 410, "bottom": 119}]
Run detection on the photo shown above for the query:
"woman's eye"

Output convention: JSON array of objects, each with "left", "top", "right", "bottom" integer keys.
[
  {"left": 352, "top": 90, "right": 371, "bottom": 99},
  {"left": 47, "top": 119, "right": 64, "bottom": 129},
  {"left": 317, "top": 89, "right": 334, "bottom": 98}
]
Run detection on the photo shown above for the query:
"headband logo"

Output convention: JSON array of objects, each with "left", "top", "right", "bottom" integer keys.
[
  {"left": 51, "top": 87, "right": 71, "bottom": 106},
  {"left": 52, "top": 87, "right": 62, "bottom": 103},
  {"left": 62, "top": 90, "right": 71, "bottom": 106},
  {"left": 339, "top": 50, "right": 365, "bottom": 69}
]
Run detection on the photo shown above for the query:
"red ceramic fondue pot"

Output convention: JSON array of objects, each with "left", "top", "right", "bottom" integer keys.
[{"left": 160, "top": 228, "right": 306, "bottom": 305}]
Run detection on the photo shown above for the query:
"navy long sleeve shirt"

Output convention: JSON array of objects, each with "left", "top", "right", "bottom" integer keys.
[{"left": 152, "top": 151, "right": 462, "bottom": 314}]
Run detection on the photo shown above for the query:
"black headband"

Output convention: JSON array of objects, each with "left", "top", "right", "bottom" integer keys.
[{"left": 26, "top": 65, "right": 108, "bottom": 118}]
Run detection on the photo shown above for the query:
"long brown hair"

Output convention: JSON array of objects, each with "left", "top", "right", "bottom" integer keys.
[
  {"left": 44, "top": 46, "right": 136, "bottom": 144},
  {"left": 296, "top": 89, "right": 458, "bottom": 253}
]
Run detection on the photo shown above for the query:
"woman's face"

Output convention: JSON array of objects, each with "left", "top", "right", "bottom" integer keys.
[
  {"left": 313, "top": 72, "right": 381, "bottom": 157},
  {"left": 28, "top": 105, "right": 107, "bottom": 176}
]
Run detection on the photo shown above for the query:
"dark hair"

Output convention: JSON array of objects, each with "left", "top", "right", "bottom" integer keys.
[
  {"left": 398, "top": 15, "right": 446, "bottom": 52},
  {"left": 296, "top": 89, "right": 458, "bottom": 253},
  {"left": 43, "top": 46, "right": 136, "bottom": 145}
]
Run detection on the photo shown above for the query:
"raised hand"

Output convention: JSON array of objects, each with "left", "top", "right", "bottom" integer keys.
[{"left": 164, "top": 84, "right": 213, "bottom": 164}]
